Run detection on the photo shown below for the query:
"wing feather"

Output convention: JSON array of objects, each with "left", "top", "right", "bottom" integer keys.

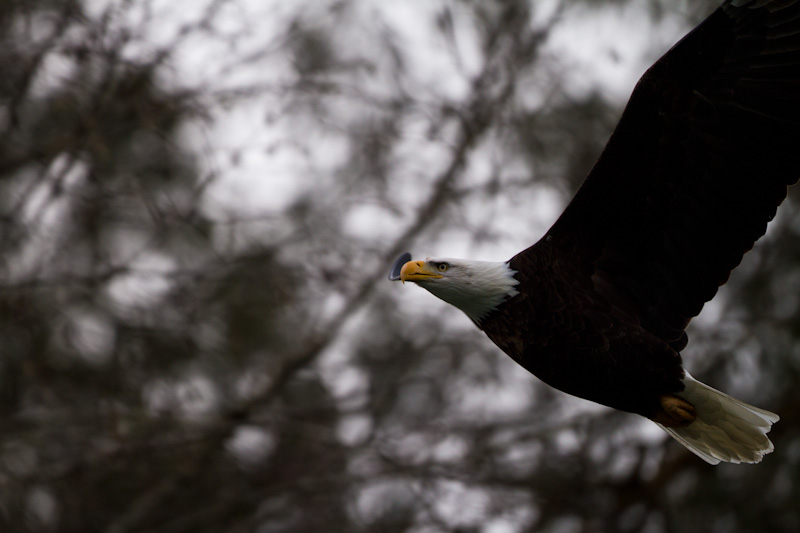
[{"left": 516, "top": 0, "right": 800, "bottom": 347}]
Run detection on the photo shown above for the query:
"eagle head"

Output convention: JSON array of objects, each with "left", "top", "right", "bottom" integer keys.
[{"left": 391, "top": 254, "right": 519, "bottom": 325}]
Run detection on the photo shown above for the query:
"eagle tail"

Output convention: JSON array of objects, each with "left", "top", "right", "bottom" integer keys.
[{"left": 656, "top": 373, "right": 779, "bottom": 465}]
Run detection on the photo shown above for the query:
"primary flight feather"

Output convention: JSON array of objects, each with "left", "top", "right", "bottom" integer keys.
[{"left": 390, "top": 0, "right": 800, "bottom": 464}]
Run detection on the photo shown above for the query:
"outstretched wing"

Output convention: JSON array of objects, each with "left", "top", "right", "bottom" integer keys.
[{"left": 518, "top": 0, "right": 800, "bottom": 348}]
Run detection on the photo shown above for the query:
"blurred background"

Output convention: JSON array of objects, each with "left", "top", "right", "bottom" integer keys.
[{"left": 1, "top": 0, "right": 799, "bottom": 531}]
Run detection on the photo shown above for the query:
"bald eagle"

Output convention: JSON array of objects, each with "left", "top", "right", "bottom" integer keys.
[{"left": 389, "top": 0, "right": 800, "bottom": 464}]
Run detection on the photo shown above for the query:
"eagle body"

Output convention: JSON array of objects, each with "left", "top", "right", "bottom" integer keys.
[
  {"left": 481, "top": 238, "right": 685, "bottom": 421},
  {"left": 391, "top": 0, "right": 799, "bottom": 464}
]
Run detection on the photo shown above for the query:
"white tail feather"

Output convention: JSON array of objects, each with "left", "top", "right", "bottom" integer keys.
[{"left": 656, "top": 373, "right": 779, "bottom": 465}]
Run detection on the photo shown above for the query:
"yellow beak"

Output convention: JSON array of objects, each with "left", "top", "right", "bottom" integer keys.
[{"left": 400, "top": 260, "right": 443, "bottom": 283}]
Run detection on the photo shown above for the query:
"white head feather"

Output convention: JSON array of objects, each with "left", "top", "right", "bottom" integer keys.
[{"left": 409, "top": 258, "right": 519, "bottom": 324}]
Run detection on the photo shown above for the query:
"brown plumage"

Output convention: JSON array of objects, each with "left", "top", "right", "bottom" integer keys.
[
  {"left": 392, "top": 0, "right": 799, "bottom": 463},
  {"left": 489, "top": 0, "right": 800, "bottom": 417}
]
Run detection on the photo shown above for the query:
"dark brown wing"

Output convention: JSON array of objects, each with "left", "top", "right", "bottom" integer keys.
[{"left": 516, "top": 0, "right": 800, "bottom": 349}]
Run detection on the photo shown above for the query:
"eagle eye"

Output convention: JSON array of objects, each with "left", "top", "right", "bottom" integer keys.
[{"left": 437, "top": 263, "right": 449, "bottom": 272}]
